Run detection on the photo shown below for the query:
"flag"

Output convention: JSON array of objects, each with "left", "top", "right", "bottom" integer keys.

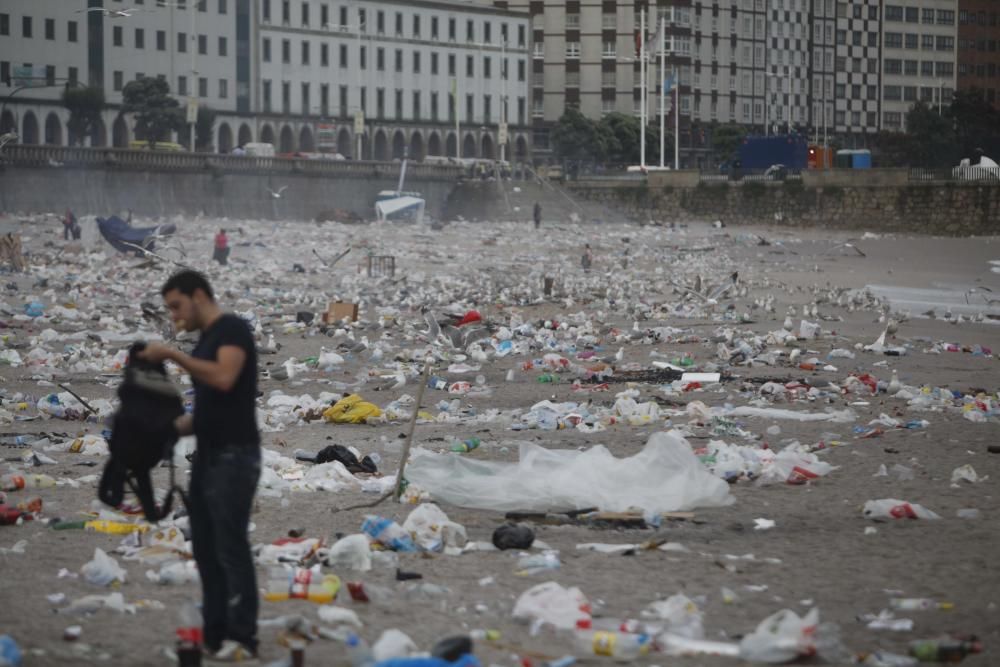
[
  {"left": 651, "top": 15, "right": 665, "bottom": 60},
  {"left": 663, "top": 76, "right": 674, "bottom": 92}
]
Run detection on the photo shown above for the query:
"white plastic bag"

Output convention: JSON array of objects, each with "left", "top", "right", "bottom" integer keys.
[
  {"left": 81, "top": 548, "right": 127, "bottom": 587},
  {"left": 324, "top": 534, "right": 373, "bottom": 572},
  {"left": 739, "top": 607, "right": 820, "bottom": 663},
  {"left": 373, "top": 629, "right": 418, "bottom": 661},
  {"left": 512, "top": 581, "right": 590, "bottom": 632},
  {"left": 317, "top": 605, "right": 363, "bottom": 628},
  {"left": 400, "top": 503, "right": 467, "bottom": 552},
  {"left": 641, "top": 594, "right": 703, "bottom": 639},
  {"left": 406, "top": 430, "right": 733, "bottom": 514},
  {"left": 863, "top": 499, "right": 941, "bottom": 520}
]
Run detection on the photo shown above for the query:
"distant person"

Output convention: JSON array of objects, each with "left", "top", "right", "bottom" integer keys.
[
  {"left": 581, "top": 243, "right": 593, "bottom": 272},
  {"left": 231, "top": 145, "right": 246, "bottom": 156},
  {"left": 213, "top": 229, "right": 230, "bottom": 265},
  {"left": 533, "top": 202, "right": 542, "bottom": 230},
  {"left": 62, "top": 209, "right": 77, "bottom": 240}
]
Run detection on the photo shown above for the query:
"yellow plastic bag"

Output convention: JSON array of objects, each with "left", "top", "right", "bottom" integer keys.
[{"left": 322, "top": 394, "right": 382, "bottom": 424}]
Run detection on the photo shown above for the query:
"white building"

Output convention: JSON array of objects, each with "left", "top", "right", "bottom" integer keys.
[
  {"left": 256, "top": 0, "right": 531, "bottom": 161},
  {"left": 0, "top": 0, "right": 531, "bottom": 160}
]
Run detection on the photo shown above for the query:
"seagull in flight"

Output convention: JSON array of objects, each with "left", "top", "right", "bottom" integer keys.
[
  {"left": 267, "top": 186, "right": 288, "bottom": 199},
  {"left": 78, "top": 7, "right": 146, "bottom": 17}
]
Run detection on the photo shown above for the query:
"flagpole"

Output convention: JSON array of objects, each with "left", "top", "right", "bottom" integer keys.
[
  {"left": 659, "top": 16, "right": 665, "bottom": 168},
  {"left": 640, "top": 7, "right": 646, "bottom": 168},
  {"left": 674, "top": 67, "right": 679, "bottom": 169},
  {"left": 454, "top": 78, "right": 460, "bottom": 159}
]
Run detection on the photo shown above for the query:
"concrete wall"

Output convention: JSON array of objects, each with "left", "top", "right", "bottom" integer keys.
[
  {"left": 568, "top": 172, "right": 1000, "bottom": 236},
  {"left": 0, "top": 146, "right": 461, "bottom": 221}
]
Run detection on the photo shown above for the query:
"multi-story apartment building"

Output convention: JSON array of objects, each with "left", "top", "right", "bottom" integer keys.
[
  {"left": 832, "top": 0, "right": 882, "bottom": 141},
  {"left": 880, "top": 0, "right": 957, "bottom": 131},
  {"left": 0, "top": 0, "right": 531, "bottom": 161},
  {"left": 957, "top": 0, "right": 1000, "bottom": 108}
]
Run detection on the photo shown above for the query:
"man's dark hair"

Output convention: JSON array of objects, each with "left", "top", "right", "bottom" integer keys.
[{"left": 161, "top": 270, "right": 214, "bottom": 300}]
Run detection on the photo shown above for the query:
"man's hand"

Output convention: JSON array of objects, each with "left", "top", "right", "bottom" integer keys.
[{"left": 137, "top": 342, "right": 177, "bottom": 364}]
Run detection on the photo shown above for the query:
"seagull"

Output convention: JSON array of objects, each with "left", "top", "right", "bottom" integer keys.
[
  {"left": 0, "top": 131, "right": 17, "bottom": 148},
  {"left": 267, "top": 186, "right": 288, "bottom": 199},
  {"left": 78, "top": 7, "right": 145, "bottom": 17},
  {"left": 48, "top": 158, "right": 63, "bottom": 167}
]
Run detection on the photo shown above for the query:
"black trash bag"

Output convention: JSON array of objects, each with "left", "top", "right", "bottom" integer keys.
[
  {"left": 98, "top": 342, "right": 185, "bottom": 522},
  {"left": 431, "top": 636, "right": 473, "bottom": 662},
  {"left": 314, "top": 444, "right": 378, "bottom": 474},
  {"left": 492, "top": 523, "right": 535, "bottom": 550}
]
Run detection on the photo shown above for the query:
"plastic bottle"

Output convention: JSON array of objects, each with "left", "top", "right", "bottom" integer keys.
[
  {"left": 176, "top": 601, "right": 203, "bottom": 667},
  {"left": 1, "top": 473, "right": 56, "bottom": 492},
  {"left": 908, "top": 637, "right": 982, "bottom": 663},
  {"left": 889, "top": 598, "right": 953, "bottom": 612},
  {"left": 0, "top": 635, "right": 22, "bottom": 667},
  {"left": 345, "top": 633, "right": 375, "bottom": 667},
  {"left": 450, "top": 437, "right": 481, "bottom": 453},
  {"left": 264, "top": 566, "right": 341, "bottom": 603},
  {"left": 361, "top": 515, "right": 417, "bottom": 552},
  {"left": 572, "top": 620, "right": 650, "bottom": 661}
]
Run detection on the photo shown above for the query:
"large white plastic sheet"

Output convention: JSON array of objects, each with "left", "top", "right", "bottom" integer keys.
[{"left": 406, "top": 430, "right": 734, "bottom": 514}]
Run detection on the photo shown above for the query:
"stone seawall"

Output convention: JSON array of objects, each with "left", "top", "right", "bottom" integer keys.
[
  {"left": 0, "top": 146, "right": 462, "bottom": 221},
  {"left": 567, "top": 175, "right": 1000, "bottom": 236}
]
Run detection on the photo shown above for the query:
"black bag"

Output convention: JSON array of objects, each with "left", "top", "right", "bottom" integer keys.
[
  {"left": 313, "top": 444, "right": 378, "bottom": 474},
  {"left": 98, "top": 342, "right": 185, "bottom": 522}
]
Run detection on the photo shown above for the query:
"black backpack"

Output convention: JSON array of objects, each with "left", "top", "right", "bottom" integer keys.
[{"left": 98, "top": 342, "right": 186, "bottom": 522}]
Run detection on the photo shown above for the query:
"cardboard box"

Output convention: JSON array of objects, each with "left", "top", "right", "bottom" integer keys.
[{"left": 322, "top": 302, "right": 358, "bottom": 324}]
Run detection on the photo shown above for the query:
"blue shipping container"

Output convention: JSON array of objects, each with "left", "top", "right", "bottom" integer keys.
[{"left": 738, "top": 135, "right": 809, "bottom": 170}]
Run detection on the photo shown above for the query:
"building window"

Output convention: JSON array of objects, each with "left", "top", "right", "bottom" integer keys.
[
  {"left": 262, "top": 79, "right": 271, "bottom": 111},
  {"left": 302, "top": 41, "right": 310, "bottom": 65},
  {"left": 448, "top": 54, "right": 455, "bottom": 76},
  {"left": 377, "top": 48, "right": 385, "bottom": 71},
  {"left": 885, "top": 32, "right": 902, "bottom": 49},
  {"left": 884, "top": 85, "right": 901, "bottom": 101},
  {"left": 921, "top": 8, "right": 934, "bottom": 23},
  {"left": 484, "top": 94, "right": 491, "bottom": 123},
  {"left": 360, "top": 45, "right": 366, "bottom": 69},
  {"left": 566, "top": 42, "right": 580, "bottom": 58},
  {"left": 566, "top": 13, "right": 580, "bottom": 28},
  {"left": 320, "top": 3, "right": 328, "bottom": 27},
  {"left": 903, "top": 86, "right": 917, "bottom": 101},
  {"left": 113, "top": 25, "right": 123, "bottom": 47},
  {"left": 219, "top": 0, "right": 227, "bottom": 13},
  {"left": 517, "top": 60, "right": 525, "bottom": 81},
  {"left": 219, "top": 79, "right": 228, "bottom": 98},
  {"left": 319, "top": 83, "right": 328, "bottom": 116},
  {"left": 602, "top": 41, "right": 616, "bottom": 57},
  {"left": 395, "top": 49, "right": 402, "bottom": 72},
  {"left": 22, "top": 16, "right": 32, "bottom": 38},
  {"left": 885, "top": 5, "right": 903, "bottom": 21},
  {"left": 936, "top": 36, "right": 954, "bottom": 51},
  {"left": 466, "top": 55, "right": 474, "bottom": 77},
  {"left": 884, "top": 111, "right": 902, "bottom": 129},
  {"left": 339, "top": 6, "right": 347, "bottom": 27},
  {"left": 282, "top": 39, "right": 291, "bottom": 63},
  {"left": 413, "top": 15, "right": 421, "bottom": 37},
  {"left": 484, "top": 57, "right": 491, "bottom": 78},
  {"left": 178, "top": 32, "right": 187, "bottom": 52},
  {"left": 466, "top": 19, "right": 474, "bottom": 42},
  {"left": 937, "top": 10, "right": 954, "bottom": 25},
  {"left": 68, "top": 66, "right": 78, "bottom": 85},
  {"left": 339, "top": 85, "right": 347, "bottom": 117},
  {"left": 466, "top": 94, "right": 474, "bottom": 121},
  {"left": 156, "top": 30, "right": 166, "bottom": 50},
  {"left": 935, "top": 61, "right": 954, "bottom": 76},
  {"left": 282, "top": 81, "right": 290, "bottom": 112},
  {"left": 360, "top": 86, "right": 366, "bottom": 113},
  {"left": 484, "top": 20, "right": 492, "bottom": 43},
  {"left": 432, "top": 16, "right": 439, "bottom": 39},
  {"left": 885, "top": 59, "right": 902, "bottom": 74},
  {"left": 905, "top": 33, "right": 917, "bottom": 49},
  {"left": 518, "top": 25, "right": 526, "bottom": 47},
  {"left": 376, "top": 88, "right": 385, "bottom": 118},
  {"left": 412, "top": 91, "right": 420, "bottom": 120},
  {"left": 263, "top": 0, "right": 271, "bottom": 21},
  {"left": 921, "top": 35, "right": 934, "bottom": 50},
  {"left": 517, "top": 96, "right": 525, "bottom": 124},
  {"left": 339, "top": 44, "right": 347, "bottom": 67},
  {"left": 921, "top": 60, "right": 934, "bottom": 76},
  {"left": 302, "top": 83, "right": 310, "bottom": 114},
  {"left": 395, "top": 12, "right": 403, "bottom": 36},
  {"left": 199, "top": 77, "right": 208, "bottom": 97},
  {"left": 198, "top": 34, "right": 207, "bottom": 55},
  {"left": 301, "top": 2, "right": 309, "bottom": 26},
  {"left": 905, "top": 60, "right": 918, "bottom": 75},
  {"left": 376, "top": 10, "right": 385, "bottom": 34},
  {"left": 413, "top": 51, "right": 421, "bottom": 73},
  {"left": 282, "top": 0, "right": 290, "bottom": 24},
  {"left": 263, "top": 38, "right": 271, "bottom": 62},
  {"left": 431, "top": 53, "right": 438, "bottom": 75},
  {"left": 321, "top": 43, "right": 329, "bottom": 66},
  {"left": 45, "top": 18, "right": 55, "bottom": 40},
  {"left": 178, "top": 75, "right": 188, "bottom": 96},
  {"left": 113, "top": 70, "right": 123, "bottom": 91},
  {"left": 135, "top": 28, "right": 145, "bottom": 49},
  {"left": 905, "top": 7, "right": 918, "bottom": 22},
  {"left": 66, "top": 20, "right": 77, "bottom": 43},
  {"left": 0, "top": 14, "right": 8, "bottom": 37},
  {"left": 431, "top": 92, "right": 439, "bottom": 120},
  {"left": 448, "top": 18, "right": 456, "bottom": 41}
]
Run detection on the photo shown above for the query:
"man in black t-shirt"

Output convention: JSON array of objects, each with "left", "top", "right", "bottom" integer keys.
[{"left": 139, "top": 270, "right": 260, "bottom": 664}]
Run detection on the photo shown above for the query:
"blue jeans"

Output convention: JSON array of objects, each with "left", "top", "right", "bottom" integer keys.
[{"left": 189, "top": 446, "right": 261, "bottom": 652}]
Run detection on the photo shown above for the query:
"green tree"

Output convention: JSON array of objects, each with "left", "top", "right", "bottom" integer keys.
[
  {"left": 598, "top": 113, "right": 639, "bottom": 165},
  {"left": 195, "top": 105, "right": 217, "bottom": 152},
  {"left": 949, "top": 88, "right": 1000, "bottom": 161},
  {"left": 62, "top": 85, "right": 105, "bottom": 146},
  {"left": 710, "top": 123, "right": 747, "bottom": 164},
  {"left": 551, "top": 109, "right": 608, "bottom": 163},
  {"left": 903, "top": 102, "right": 958, "bottom": 167},
  {"left": 121, "top": 76, "right": 185, "bottom": 148}
]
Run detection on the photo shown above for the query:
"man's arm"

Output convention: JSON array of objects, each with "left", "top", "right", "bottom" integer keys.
[
  {"left": 141, "top": 343, "right": 246, "bottom": 392},
  {"left": 174, "top": 413, "right": 193, "bottom": 436}
]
